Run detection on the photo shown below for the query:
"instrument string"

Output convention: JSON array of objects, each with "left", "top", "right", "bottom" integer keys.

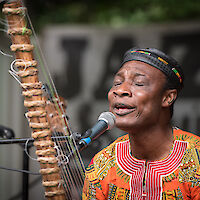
[
  {"left": 30, "top": 30, "right": 85, "bottom": 200},
  {"left": 24, "top": 138, "right": 37, "bottom": 161},
  {"left": 0, "top": 17, "right": 9, "bottom": 26},
  {"left": 3, "top": 9, "right": 26, "bottom": 30},
  {"left": 0, "top": 28, "right": 8, "bottom": 32},
  {"left": 44, "top": 99, "right": 85, "bottom": 195},
  {"left": 50, "top": 120, "right": 84, "bottom": 196},
  {"left": 8, "top": 58, "right": 32, "bottom": 85},
  {"left": 7, "top": 57, "right": 84, "bottom": 196},
  {"left": 8, "top": 60, "right": 22, "bottom": 85},
  {"left": 4, "top": 0, "right": 86, "bottom": 198},
  {"left": 0, "top": 49, "right": 13, "bottom": 57},
  {"left": 25, "top": 1, "right": 86, "bottom": 186},
  {"left": 51, "top": 130, "right": 82, "bottom": 198}
]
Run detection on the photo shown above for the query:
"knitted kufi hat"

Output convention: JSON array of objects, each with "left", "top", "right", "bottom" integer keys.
[{"left": 122, "top": 47, "right": 184, "bottom": 91}]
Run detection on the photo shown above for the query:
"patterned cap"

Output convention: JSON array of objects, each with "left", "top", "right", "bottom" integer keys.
[{"left": 122, "top": 47, "right": 184, "bottom": 91}]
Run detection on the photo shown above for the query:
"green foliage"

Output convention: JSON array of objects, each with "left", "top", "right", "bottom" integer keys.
[{"left": 2, "top": 0, "right": 200, "bottom": 31}]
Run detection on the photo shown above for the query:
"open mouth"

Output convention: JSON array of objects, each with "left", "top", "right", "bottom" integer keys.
[{"left": 113, "top": 103, "right": 136, "bottom": 116}]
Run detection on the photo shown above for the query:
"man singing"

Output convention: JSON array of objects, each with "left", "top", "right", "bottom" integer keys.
[{"left": 82, "top": 48, "right": 200, "bottom": 199}]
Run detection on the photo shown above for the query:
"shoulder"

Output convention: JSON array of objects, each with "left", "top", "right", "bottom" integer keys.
[
  {"left": 92, "top": 134, "right": 129, "bottom": 165},
  {"left": 173, "top": 128, "right": 200, "bottom": 149},
  {"left": 173, "top": 128, "right": 200, "bottom": 187},
  {"left": 85, "top": 134, "right": 129, "bottom": 181}
]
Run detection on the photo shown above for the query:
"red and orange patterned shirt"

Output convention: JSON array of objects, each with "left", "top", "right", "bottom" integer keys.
[{"left": 82, "top": 128, "right": 200, "bottom": 199}]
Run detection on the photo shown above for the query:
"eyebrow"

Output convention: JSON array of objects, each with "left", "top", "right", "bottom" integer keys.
[{"left": 134, "top": 73, "right": 146, "bottom": 77}]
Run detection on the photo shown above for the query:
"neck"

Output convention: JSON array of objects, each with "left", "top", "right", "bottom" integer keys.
[{"left": 128, "top": 124, "right": 174, "bottom": 161}]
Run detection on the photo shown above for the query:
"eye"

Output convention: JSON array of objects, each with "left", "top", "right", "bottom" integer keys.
[
  {"left": 113, "top": 81, "right": 122, "bottom": 86},
  {"left": 113, "top": 77, "right": 123, "bottom": 86},
  {"left": 135, "top": 82, "right": 144, "bottom": 86},
  {"left": 133, "top": 74, "right": 148, "bottom": 87}
]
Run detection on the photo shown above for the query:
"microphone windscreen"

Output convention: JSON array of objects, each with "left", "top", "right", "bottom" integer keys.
[{"left": 98, "top": 112, "right": 116, "bottom": 130}]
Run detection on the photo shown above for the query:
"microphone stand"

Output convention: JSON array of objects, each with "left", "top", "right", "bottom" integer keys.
[
  {"left": 0, "top": 137, "right": 33, "bottom": 200},
  {"left": 0, "top": 135, "right": 70, "bottom": 145},
  {"left": 22, "top": 141, "right": 31, "bottom": 200},
  {"left": 0, "top": 131, "right": 102, "bottom": 200},
  {"left": 0, "top": 135, "right": 72, "bottom": 200}
]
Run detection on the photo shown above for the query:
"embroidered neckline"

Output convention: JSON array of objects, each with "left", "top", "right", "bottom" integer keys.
[{"left": 116, "top": 139, "right": 188, "bottom": 200}]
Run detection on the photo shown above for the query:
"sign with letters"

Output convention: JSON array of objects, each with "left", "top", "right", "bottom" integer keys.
[{"left": 42, "top": 23, "right": 200, "bottom": 162}]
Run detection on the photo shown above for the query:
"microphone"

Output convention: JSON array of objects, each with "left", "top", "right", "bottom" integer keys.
[{"left": 77, "top": 112, "right": 116, "bottom": 150}]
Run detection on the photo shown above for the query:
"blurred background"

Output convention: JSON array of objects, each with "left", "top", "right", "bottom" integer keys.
[{"left": 0, "top": 0, "right": 200, "bottom": 199}]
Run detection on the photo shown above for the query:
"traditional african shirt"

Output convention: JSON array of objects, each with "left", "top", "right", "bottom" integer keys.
[{"left": 82, "top": 128, "right": 200, "bottom": 199}]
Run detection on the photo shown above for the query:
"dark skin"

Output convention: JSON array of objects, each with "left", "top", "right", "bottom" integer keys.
[{"left": 108, "top": 60, "right": 177, "bottom": 161}]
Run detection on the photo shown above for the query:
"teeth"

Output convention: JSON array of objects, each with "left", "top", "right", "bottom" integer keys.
[{"left": 115, "top": 105, "right": 133, "bottom": 109}]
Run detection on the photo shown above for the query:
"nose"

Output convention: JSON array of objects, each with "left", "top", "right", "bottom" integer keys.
[{"left": 113, "top": 82, "right": 132, "bottom": 97}]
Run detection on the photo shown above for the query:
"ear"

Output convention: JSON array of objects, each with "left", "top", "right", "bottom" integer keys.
[{"left": 162, "top": 89, "right": 177, "bottom": 107}]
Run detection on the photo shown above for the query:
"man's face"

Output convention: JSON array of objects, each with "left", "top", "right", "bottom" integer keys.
[{"left": 108, "top": 60, "right": 167, "bottom": 132}]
